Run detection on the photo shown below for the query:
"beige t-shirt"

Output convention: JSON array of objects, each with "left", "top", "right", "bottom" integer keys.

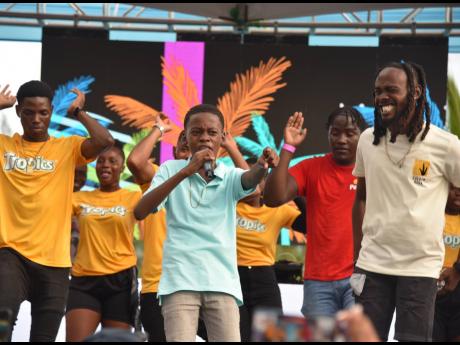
[{"left": 353, "top": 125, "right": 460, "bottom": 278}]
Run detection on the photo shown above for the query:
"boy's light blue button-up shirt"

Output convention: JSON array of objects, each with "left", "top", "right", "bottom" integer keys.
[{"left": 145, "top": 159, "right": 254, "bottom": 305}]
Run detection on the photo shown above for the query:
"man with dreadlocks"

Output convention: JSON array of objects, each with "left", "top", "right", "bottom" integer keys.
[
  {"left": 352, "top": 61, "right": 460, "bottom": 342},
  {"left": 264, "top": 106, "right": 367, "bottom": 319}
]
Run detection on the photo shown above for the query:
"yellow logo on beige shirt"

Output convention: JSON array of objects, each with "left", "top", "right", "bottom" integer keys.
[
  {"left": 3, "top": 152, "right": 56, "bottom": 173},
  {"left": 412, "top": 159, "right": 430, "bottom": 186}
]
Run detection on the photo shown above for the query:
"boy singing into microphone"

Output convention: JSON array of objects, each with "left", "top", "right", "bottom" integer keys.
[{"left": 135, "top": 104, "right": 278, "bottom": 342}]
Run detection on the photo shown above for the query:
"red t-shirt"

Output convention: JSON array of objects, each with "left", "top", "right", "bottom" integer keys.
[{"left": 289, "top": 153, "right": 356, "bottom": 281}]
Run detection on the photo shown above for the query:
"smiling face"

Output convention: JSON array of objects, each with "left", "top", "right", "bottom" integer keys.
[
  {"left": 328, "top": 115, "right": 361, "bottom": 165},
  {"left": 185, "top": 112, "right": 224, "bottom": 156},
  {"left": 16, "top": 97, "right": 52, "bottom": 142},
  {"left": 374, "top": 67, "right": 416, "bottom": 128},
  {"left": 96, "top": 148, "right": 124, "bottom": 188}
]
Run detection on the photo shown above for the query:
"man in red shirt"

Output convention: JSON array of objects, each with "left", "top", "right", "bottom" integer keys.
[{"left": 264, "top": 107, "right": 366, "bottom": 318}]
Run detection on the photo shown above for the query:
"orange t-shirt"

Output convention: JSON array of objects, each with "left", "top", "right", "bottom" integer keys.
[
  {"left": 72, "top": 188, "right": 141, "bottom": 276},
  {"left": 237, "top": 203, "right": 300, "bottom": 266},
  {"left": 140, "top": 164, "right": 167, "bottom": 293},
  {"left": 0, "top": 134, "right": 91, "bottom": 267},
  {"left": 443, "top": 214, "right": 460, "bottom": 269}
]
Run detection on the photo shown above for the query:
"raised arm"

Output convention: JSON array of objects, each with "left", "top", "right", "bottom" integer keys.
[
  {"left": 134, "top": 148, "right": 215, "bottom": 220},
  {"left": 264, "top": 112, "right": 307, "bottom": 207},
  {"left": 67, "top": 88, "right": 114, "bottom": 160},
  {"left": 241, "top": 147, "right": 279, "bottom": 191},
  {"left": 0, "top": 84, "right": 16, "bottom": 110},
  {"left": 221, "top": 132, "right": 249, "bottom": 170},
  {"left": 127, "top": 114, "right": 171, "bottom": 185},
  {"left": 352, "top": 177, "right": 366, "bottom": 263}
]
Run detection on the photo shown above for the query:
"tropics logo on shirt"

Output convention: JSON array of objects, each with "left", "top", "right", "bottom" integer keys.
[
  {"left": 3, "top": 152, "right": 56, "bottom": 173},
  {"left": 80, "top": 204, "right": 127, "bottom": 217},
  {"left": 237, "top": 216, "right": 266, "bottom": 233},
  {"left": 444, "top": 234, "right": 460, "bottom": 249}
]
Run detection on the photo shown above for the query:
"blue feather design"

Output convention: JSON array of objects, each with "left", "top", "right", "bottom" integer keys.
[
  {"left": 217, "top": 156, "right": 235, "bottom": 167},
  {"left": 50, "top": 76, "right": 95, "bottom": 130},
  {"left": 277, "top": 139, "right": 284, "bottom": 154},
  {"left": 353, "top": 106, "right": 375, "bottom": 127},
  {"left": 252, "top": 114, "right": 276, "bottom": 149},
  {"left": 234, "top": 136, "right": 263, "bottom": 157},
  {"left": 426, "top": 88, "right": 444, "bottom": 128},
  {"left": 52, "top": 75, "right": 95, "bottom": 115}
]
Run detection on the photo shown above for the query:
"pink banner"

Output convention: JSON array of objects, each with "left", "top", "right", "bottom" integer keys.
[{"left": 160, "top": 41, "right": 205, "bottom": 163}]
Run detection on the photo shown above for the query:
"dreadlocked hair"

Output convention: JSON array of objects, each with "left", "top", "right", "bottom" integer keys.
[{"left": 372, "top": 61, "right": 430, "bottom": 145}]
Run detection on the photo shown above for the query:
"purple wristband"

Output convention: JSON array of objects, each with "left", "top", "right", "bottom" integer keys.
[{"left": 282, "top": 143, "right": 296, "bottom": 153}]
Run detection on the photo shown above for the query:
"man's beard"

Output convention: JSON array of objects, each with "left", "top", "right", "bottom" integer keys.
[{"left": 380, "top": 101, "right": 411, "bottom": 131}]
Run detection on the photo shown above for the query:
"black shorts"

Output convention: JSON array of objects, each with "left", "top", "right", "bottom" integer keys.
[
  {"left": 67, "top": 267, "right": 138, "bottom": 325},
  {"left": 433, "top": 281, "right": 460, "bottom": 341},
  {"left": 354, "top": 266, "right": 437, "bottom": 342}
]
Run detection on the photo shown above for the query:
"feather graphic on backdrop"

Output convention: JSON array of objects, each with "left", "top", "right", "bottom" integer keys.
[
  {"left": 104, "top": 94, "right": 183, "bottom": 145},
  {"left": 104, "top": 95, "right": 161, "bottom": 129},
  {"left": 217, "top": 56, "right": 292, "bottom": 138},
  {"left": 52, "top": 75, "right": 95, "bottom": 115},
  {"left": 161, "top": 55, "right": 200, "bottom": 144},
  {"left": 51, "top": 75, "right": 95, "bottom": 130},
  {"left": 161, "top": 56, "right": 200, "bottom": 121},
  {"left": 105, "top": 56, "right": 291, "bottom": 151}
]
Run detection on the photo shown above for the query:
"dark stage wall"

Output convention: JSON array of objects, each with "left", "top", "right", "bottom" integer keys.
[{"left": 42, "top": 29, "right": 448, "bottom": 159}]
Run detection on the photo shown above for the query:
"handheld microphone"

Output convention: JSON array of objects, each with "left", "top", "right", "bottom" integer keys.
[{"left": 204, "top": 161, "right": 214, "bottom": 179}]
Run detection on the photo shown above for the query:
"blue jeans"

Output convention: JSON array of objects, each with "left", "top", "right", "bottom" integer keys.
[{"left": 301, "top": 278, "right": 355, "bottom": 318}]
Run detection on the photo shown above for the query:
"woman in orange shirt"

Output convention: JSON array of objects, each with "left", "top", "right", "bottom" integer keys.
[
  {"left": 222, "top": 135, "right": 306, "bottom": 342},
  {"left": 236, "top": 158, "right": 306, "bottom": 342},
  {"left": 65, "top": 146, "right": 141, "bottom": 341}
]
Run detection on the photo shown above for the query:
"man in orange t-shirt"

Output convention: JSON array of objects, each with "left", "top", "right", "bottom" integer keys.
[{"left": 0, "top": 81, "right": 113, "bottom": 341}]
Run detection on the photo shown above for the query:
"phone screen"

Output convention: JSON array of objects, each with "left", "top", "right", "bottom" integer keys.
[{"left": 251, "top": 307, "right": 347, "bottom": 342}]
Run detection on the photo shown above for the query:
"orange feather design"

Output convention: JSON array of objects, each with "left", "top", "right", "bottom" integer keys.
[
  {"left": 104, "top": 95, "right": 160, "bottom": 129},
  {"left": 161, "top": 56, "right": 200, "bottom": 124},
  {"left": 217, "top": 56, "right": 292, "bottom": 137}
]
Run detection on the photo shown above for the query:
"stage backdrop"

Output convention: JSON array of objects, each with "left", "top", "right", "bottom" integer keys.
[
  {"left": 41, "top": 29, "right": 448, "bottom": 180},
  {"left": 40, "top": 29, "right": 448, "bottom": 269}
]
